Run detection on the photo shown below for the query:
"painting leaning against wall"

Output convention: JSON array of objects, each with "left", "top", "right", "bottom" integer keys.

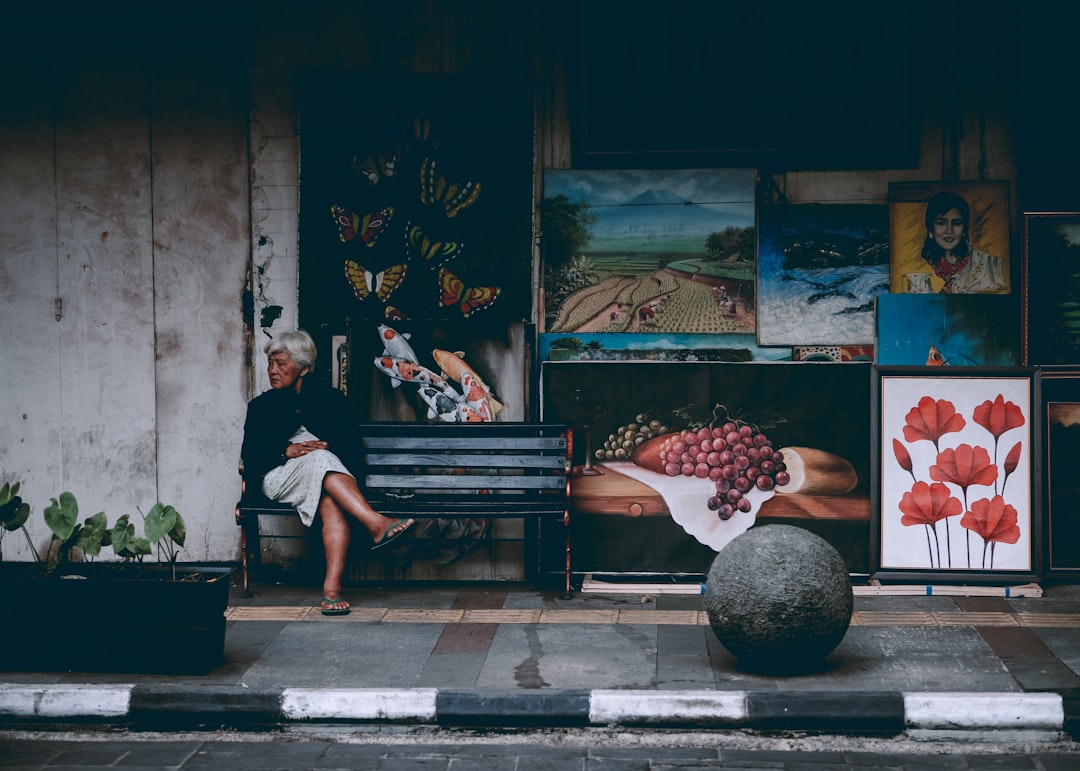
[
  {"left": 874, "top": 368, "right": 1035, "bottom": 583},
  {"left": 541, "top": 169, "right": 757, "bottom": 336}
]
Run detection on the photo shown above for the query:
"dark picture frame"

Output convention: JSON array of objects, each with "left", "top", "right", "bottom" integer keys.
[
  {"left": 1022, "top": 212, "right": 1080, "bottom": 365},
  {"left": 872, "top": 367, "right": 1038, "bottom": 584},
  {"left": 1038, "top": 367, "right": 1080, "bottom": 575}
]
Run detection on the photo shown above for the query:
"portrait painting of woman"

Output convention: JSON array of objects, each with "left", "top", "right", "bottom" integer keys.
[{"left": 889, "top": 181, "right": 1011, "bottom": 295}]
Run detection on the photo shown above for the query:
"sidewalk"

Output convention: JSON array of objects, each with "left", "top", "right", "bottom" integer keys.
[{"left": 2, "top": 576, "right": 1079, "bottom": 741}]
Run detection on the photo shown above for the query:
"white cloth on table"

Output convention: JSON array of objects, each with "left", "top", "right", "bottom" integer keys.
[{"left": 261, "top": 426, "right": 353, "bottom": 526}]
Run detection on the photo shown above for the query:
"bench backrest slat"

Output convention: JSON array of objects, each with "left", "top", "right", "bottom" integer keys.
[
  {"left": 365, "top": 474, "right": 567, "bottom": 490},
  {"left": 364, "top": 452, "right": 566, "bottom": 469}
]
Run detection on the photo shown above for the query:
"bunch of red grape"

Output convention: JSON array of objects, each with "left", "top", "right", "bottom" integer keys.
[{"left": 658, "top": 423, "right": 790, "bottom": 520}]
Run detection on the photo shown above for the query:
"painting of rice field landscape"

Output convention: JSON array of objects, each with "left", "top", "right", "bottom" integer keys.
[{"left": 541, "top": 169, "right": 757, "bottom": 335}]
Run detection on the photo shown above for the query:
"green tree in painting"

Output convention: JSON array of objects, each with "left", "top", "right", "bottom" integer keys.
[
  {"left": 706, "top": 226, "right": 755, "bottom": 261},
  {"left": 542, "top": 195, "right": 597, "bottom": 275}
]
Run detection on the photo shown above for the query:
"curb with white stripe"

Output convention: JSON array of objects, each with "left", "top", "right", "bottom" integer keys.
[{"left": 0, "top": 684, "right": 1075, "bottom": 738}]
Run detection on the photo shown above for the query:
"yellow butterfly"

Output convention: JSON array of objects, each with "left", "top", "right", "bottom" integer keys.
[
  {"left": 344, "top": 261, "right": 408, "bottom": 303},
  {"left": 419, "top": 157, "right": 480, "bottom": 218},
  {"left": 405, "top": 221, "right": 462, "bottom": 264}
]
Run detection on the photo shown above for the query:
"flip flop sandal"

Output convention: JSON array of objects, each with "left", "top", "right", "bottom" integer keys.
[
  {"left": 320, "top": 597, "right": 350, "bottom": 616},
  {"left": 371, "top": 517, "right": 416, "bottom": 552}
]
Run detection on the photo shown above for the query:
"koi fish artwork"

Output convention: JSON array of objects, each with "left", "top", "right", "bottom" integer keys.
[
  {"left": 377, "top": 324, "right": 418, "bottom": 363},
  {"left": 371, "top": 327, "right": 498, "bottom": 423},
  {"left": 432, "top": 348, "right": 504, "bottom": 416},
  {"left": 459, "top": 369, "right": 492, "bottom": 422},
  {"left": 417, "top": 384, "right": 483, "bottom": 423},
  {"left": 373, "top": 356, "right": 452, "bottom": 391}
]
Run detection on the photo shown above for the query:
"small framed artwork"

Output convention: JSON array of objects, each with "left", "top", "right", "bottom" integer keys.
[
  {"left": 875, "top": 294, "right": 1020, "bottom": 367},
  {"left": 889, "top": 181, "right": 1010, "bottom": 295},
  {"left": 873, "top": 367, "right": 1038, "bottom": 584},
  {"left": 1022, "top": 212, "right": 1080, "bottom": 365},
  {"left": 1039, "top": 367, "right": 1080, "bottom": 575}
]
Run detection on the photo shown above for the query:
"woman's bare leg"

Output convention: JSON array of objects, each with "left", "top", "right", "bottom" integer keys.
[
  {"left": 318, "top": 494, "right": 350, "bottom": 611},
  {"left": 322, "top": 471, "right": 413, "bottom": 541}
]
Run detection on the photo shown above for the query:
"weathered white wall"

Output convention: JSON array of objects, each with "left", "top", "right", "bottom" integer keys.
[{"left": 0, "top": 47, "right": 250, "bottom": 563}]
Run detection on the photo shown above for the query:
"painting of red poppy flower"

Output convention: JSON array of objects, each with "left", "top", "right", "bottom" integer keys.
[{"left": 876, "top": 369, "right": 1034, "bottom": 581}]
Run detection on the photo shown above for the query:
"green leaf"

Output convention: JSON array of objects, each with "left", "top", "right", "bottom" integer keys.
[
  {"left": 130, "top": 537, "right": 152, "bottom": 556},
  {"left": 44, "top": 492, "right": 79, "bottom": 541},
  {"left": 110, "top": 514, "right": 135, "bottom": 555},
  {"left": 0, "top": 482, "right": 11, "bottom": 506},
  {"left": 169, "top": 509, "right": 187, "bottom": 548},
  {"left": 9, "top": 501, "right": 30, "bottom": 530},
  {"left": 144, "top": 502, "right": 176, "bottom": 544},
  {"left": 76, "top": 512, "right": 109, "bottom": 558},
  {"left": 1, "top": 495, "right": 27, "bottom": 529}
]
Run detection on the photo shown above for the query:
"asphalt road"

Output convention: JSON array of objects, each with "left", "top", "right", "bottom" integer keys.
[{"left": 2, "top": 729, "right": 1079, "bottom": 770}]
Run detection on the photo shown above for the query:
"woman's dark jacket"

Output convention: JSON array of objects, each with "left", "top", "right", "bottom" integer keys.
[{"left": 240, "top": 382, "right": 360, "bottom": 492}]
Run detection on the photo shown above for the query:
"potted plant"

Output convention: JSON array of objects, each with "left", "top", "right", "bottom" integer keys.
[{"left": 0, "top": 481, "right": 233, "bottom": 675}]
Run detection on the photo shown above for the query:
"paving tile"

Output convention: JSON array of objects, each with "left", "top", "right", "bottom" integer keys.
[
  {"left": 853, "top": 611, "right": 937, "bottom": 626},
  {"left": 1031, "top": 627, "right": 1080, "bottom": 674},
  {"left": 476, "top": 623, "right": 658, "bottom": 690},
  {"left": 416, "top": 652, "right": 485, "bottom": 688},
  {"left": 461, "top": 609, "right": 541, "bottom": 623},
  {"left": 238, "top": 621, "right": 444, "bottom": 687},
  {"left": 656, "top": 624, "right": 710, "bottom": 656},
  {"left": 1000, "top": 656, "right": 1080, "bottom": 690},
  {"left": 617, "top": 610, "right": 699, "bottom": 625},
  {"left": 656, "top": 654, "right": 718, "bottom": 689},
  {"left": 384, "top": 609, "right": 465, "bottom": 623},
  {"left": 977, "top": 626, "right": 1054, "bottom": 658},
  {"left": 1017, "top": 613, "right": 1080, "bottom": 627},
  {"left": 227, "top": 605, "right": 313, "bottom": 621},
  {"left": 432, "top": 623, "right": 499, "bottom": 655},
  {"left": 538, "top": 610, "right": 619, "bottom": 624},
  {"left": 935, "top": 611, "right": 1019, "bottom": 626}
]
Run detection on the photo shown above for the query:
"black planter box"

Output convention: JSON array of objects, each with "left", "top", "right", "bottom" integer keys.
[{"left": 0, "top": 563, "right": 233, "bottom": 675}]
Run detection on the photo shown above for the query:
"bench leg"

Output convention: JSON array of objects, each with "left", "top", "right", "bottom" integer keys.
[
  {"left": 237, "top": 515, "right": 262, "bottom": 599},
  {"left": 563, "top": 508, "right": 573, "bottom": 599}
]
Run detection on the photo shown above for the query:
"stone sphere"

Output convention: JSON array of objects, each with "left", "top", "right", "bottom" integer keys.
[{"left": 704, "top": 524, "right": 853, "bottom": 672}]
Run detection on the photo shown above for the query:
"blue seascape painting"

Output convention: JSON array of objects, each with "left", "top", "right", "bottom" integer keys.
[{"left": 756, "top": 204, "right": 890, "bottom": 346}]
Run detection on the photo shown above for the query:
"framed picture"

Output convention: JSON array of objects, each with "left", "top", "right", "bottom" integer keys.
[
  {"left": 756, "top": 203, "right": 890, "bottom": 346},
  {"left": 873, "top": 367, "right": 1038, "bottom": 584},
  {"left": 1022, "top": 212, "right": 1080, "bottom": 365},
  {"left": 875, "top": 294, "right": 1020, "bottom": 367},
  {"left": 1039, "top": 367, "right": 1080, "bottom": 575},
  {"left": 543, "top": 361, "right": 872, "bottom": 576},
  {"left": 541, "top": 168, "right": 757, "bottom": 336},
  {"left": 888, "top": 181, "right": 1010, "bottom": 295}
]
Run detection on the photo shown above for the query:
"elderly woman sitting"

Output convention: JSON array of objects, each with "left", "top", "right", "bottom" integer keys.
[{"left": 241, "top": 329, "right": 414, "bottom": 615}]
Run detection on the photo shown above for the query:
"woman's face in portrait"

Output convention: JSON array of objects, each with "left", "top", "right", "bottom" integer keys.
[
  {"left": 930, "top": 207, "right": 966, "bottom": 255},
  {"left": 267, "top": 351, "right": 307, "bottom": 391}
]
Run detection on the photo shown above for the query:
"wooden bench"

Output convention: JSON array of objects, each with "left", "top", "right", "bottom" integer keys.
[{"left": 235, "top": 421, "right": 573, "bottom": 596}]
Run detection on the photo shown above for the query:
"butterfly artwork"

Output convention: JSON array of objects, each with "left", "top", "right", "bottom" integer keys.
[
  {"left": 344, "top": 261, "right": 408, "bottom": 304},
  {"left": 331, "top": 205, "right": 395, "bottom": 246},
  {"left": 405, "top": 221, "right": 463, "bottom": 265},
  {"left": 350, "top": 142, "right": 400, "bottom": 186},
  {"left": 438, "top": 266, "right": 501, "bottom": 318},
  {"left": 419, "top": 157, "right": 481, "bottom": 219},
  {"left": 408, "top": 117, "right": 440, "bottom": 149}
]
